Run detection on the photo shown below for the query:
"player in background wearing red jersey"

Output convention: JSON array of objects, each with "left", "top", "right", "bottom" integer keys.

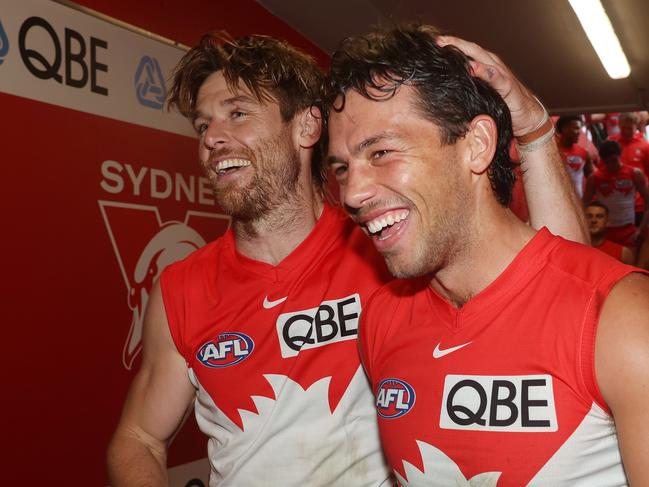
[
  {"left": 556, "top": 115, "right": 592, "bottom": 198},
  {"left": 107, "top": 31, "right": 587, "bottom": 486},
  {"left": 584, "top": 140, "right": 649, "bottom": 247},
  {"left": 326, "top": 23, "right": 649, "bottom": 486},
  {"left": 585, "top": 201, "right": 634, "bottom": 264},
  {"left": 609, "top": 112, "right": 649, "bottom": 226}
]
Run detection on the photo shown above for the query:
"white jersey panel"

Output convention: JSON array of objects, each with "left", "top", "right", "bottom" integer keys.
[
  {"left": 189, "top": 366, "right": 391, "bottom": 486},
  {"left": 529, "top": 403, "right": 627, "bottom": 486}
]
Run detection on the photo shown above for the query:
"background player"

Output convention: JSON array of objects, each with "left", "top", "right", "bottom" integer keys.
[
  {"left": 556, "top": 115, "right": 592, "bottom": 197},
  {"left": 585, "top": 201, "right": 634, "bottom": 263},
  {"left": 609, "top": 112, "right": 649, "bottom": 226},
  {"left": 584, "top": 140, "right": 649, "bottom": 247}
]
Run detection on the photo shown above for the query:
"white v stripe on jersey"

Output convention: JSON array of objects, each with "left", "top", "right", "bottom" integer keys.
[{"left": 263, "top": 295, "right": 288, "bottom": 309}]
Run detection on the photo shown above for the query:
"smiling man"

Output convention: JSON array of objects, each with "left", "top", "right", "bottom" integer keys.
[
  {"left": 107, "top": 31, "right": 588, "bottom": 486},
  {"left": 107, "top": 34, "right": 393, "bottom": 487},
  {"left": 326, "top": 24, "right": 649, "bottom": 486}
]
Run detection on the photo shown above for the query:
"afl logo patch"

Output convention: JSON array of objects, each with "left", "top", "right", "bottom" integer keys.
[
  {"left": 197, "top": 332, "right": 254, "bottom": 368},
  {"left": 376, "top": 378, "right": 416, "bottom": 419}
]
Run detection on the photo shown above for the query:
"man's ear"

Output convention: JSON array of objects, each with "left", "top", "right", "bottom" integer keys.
[
  {"left": 465, "top": 115, "right": 498, "bottom": 174},
  {"left": 294, "top": 106, "right": 323, "bottom": 148}
]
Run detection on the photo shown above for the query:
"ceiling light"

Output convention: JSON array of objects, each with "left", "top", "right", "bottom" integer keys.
[{"left": 568, "top": 0, "right": 630, "bottom": 79}]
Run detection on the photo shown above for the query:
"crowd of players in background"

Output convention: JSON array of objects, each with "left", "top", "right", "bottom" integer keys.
[{"left": 512, "top": 111, "right": 649, "bottom": 269}]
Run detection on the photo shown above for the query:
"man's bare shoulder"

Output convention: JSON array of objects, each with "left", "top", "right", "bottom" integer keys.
[
  {"left": 596, "top": 272, "right": 649, "bottom": 404},
  {"left": 595, "top": 271, "right": 649, "bottom": 483}
]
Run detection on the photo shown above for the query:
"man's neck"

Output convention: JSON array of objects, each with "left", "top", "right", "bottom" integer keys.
[
  {"left": 430, "top": 205, "right": 536, "bottom": 308},
  {"left": 233, "top": 191, "right": 324, "bottom": 266},
  {"left": 590, "top": 233, "right": 605, "bottom": 247},
  {"left": 559, "top": 138, "right": 573, "bottom": 149}
]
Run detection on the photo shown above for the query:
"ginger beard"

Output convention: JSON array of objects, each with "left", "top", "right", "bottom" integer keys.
[{"left": 202, "top": 124, "right": 302, "bottom": 221}]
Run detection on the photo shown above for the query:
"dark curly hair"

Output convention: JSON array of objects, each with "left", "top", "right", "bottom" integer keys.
[
  {"left": 323, "top": 23, "right": 516, "bottom": 206},
  {"left": 599, "top": 140, "right": 622, "bottom": 158},
  {"left": 167, "top": 32, "right": 327, "bottom": 191},
  {"left": 555, "top": 115, "right": 582, "bottom": 133}
]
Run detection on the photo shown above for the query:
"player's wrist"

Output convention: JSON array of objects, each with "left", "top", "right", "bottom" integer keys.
[{"left": 516, "top": 97, "right": 555, "bottom": 153}]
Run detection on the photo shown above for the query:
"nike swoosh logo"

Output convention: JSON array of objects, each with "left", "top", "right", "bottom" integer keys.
[
  {"left": 432, "top": 341, "right": 472, "bottom": 359},
  {"left": 263, "top": 295, "right": 288, "bottom": 309}
]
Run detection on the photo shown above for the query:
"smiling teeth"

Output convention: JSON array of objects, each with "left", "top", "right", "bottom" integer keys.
[
  {"left": 215, "top": 159, "right": 252, "bottom": 172},
  {"left": 366, "top": 211, "right": 409, "bottom": 234}
]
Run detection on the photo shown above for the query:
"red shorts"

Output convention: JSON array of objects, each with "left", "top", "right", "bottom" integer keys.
[{"left": 606, "top": 224, "right": 636, "bottom": 247}]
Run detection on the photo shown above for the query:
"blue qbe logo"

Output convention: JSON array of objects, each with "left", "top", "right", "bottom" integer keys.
[
  {"left": 134, "top": 55, "right": 167, "bottom": 109},
  {"left": 0, "top": 20, "right": 9, "bottom": 65}
]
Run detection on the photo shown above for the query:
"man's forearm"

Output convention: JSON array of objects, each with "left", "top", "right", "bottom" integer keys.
[
  {"left": 520, "top": 140, "right": 589, "bottom": 244},
  {"left": 107, "top": 431, "right": 168, "bottom": 487}
]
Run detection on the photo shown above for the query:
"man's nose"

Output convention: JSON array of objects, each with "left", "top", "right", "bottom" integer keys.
[
  {"left": 342, "top": 163, "right": 377, "bottom": 213},
  {"left": 203, "top": 120, "right": 229, "bottom": 150}
]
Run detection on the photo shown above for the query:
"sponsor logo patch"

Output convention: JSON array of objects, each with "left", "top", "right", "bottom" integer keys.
[
  {"left": 275, "top": 294, "right": 360, "bottom": 358},
  {"left": 440, "top": 374, "right": 558, "bottom": 432},
  {"left": 197, "top": 332, "right": 254, "bottom": 368},
  {"left": 376, "top": 378, "right": 416, "bottom": 419},
  {"left": 566, "top": 155, "right": 584, "bottom": 170}
]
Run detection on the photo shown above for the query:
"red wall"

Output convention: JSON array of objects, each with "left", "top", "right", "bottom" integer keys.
[{"left": 2, "top": 2, "right": 328, "bottom": 485}]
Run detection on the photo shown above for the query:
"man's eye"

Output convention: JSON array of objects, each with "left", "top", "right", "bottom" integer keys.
[
  {"left": 372, "top": 149, "right": 391, "bottom": 159},
  {"left": 333, "top": 165, "right": 348, "bottom": 177},
  {"left": 232, "top": 111, "right": 246, "bottom": 119},
  {"left": 195, "top": 123, "right": 208, "bottom": 135}
]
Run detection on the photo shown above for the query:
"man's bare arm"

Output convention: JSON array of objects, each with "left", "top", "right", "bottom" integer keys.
[
  {"left": 637, "top": 239, "right": 649, "bottom": 269},
  {"left": 596, "top": 273, "right": 649, "bottom": 484},
  {"left": 621, "top": 246, "right": 635, "bottom": 265},
  {"left": 633, "top": 168, "right": 649, "bottom": 230},
  {"left": 437, "top": 36, "right": 588, "bottom": 244},
  {"left": 518, "top": 138, "right": 589, "bottom": 243},
  {"left": 107, "top": 280, "right": 196, "bottom": 486}
]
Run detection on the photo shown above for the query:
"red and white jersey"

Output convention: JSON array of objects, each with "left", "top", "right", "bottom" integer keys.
[
  {"left": 161, "top": 204, "right": 392, "bottom": 486},
  {"left": 360, "top": 229, "right": 641, "bottom": 486},
  {"left": 558, "top": 143, "right": 588, "bottom": 197},
  {"left": 609, "top": 132, "right": 649, "bottom": 212},
  {"left": 592, "top": 164, "right": 636, "bottom": 227}
]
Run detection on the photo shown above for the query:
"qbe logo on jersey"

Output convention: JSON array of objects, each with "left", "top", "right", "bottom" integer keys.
[
  {"left": 376, "top": 378, "right": 416, "bottom": 419},
  {"left": 440, "top": 374, "right": 558, "bottom": 432},
  {"left": 197, "top": 332, "right": 255, "bottom": 368},
  {"left": 276, "top": 294, "right": 361, "bottom": 358}
]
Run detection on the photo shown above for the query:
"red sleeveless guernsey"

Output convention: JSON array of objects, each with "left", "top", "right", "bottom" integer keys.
[
  {"left": 161, "top": 204, "right": 392, "bottom": 486},
  {"left": 360, "top": 228, "right": 641, "bottom": 486}
]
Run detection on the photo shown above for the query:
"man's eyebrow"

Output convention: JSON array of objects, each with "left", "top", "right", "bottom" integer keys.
[
  {"left": 221, "top": 94, "right": 258, "bottom": 106},
  {"left": 355, "top": 132, "right": 399, "bottom": 155},
  {"left": 189, "top": 94, "right": 259, "bottom": 123}
]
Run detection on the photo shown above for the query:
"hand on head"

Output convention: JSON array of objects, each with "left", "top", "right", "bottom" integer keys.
[{"left": 437, "top": 36, "right": 546, "bottom": 137}]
